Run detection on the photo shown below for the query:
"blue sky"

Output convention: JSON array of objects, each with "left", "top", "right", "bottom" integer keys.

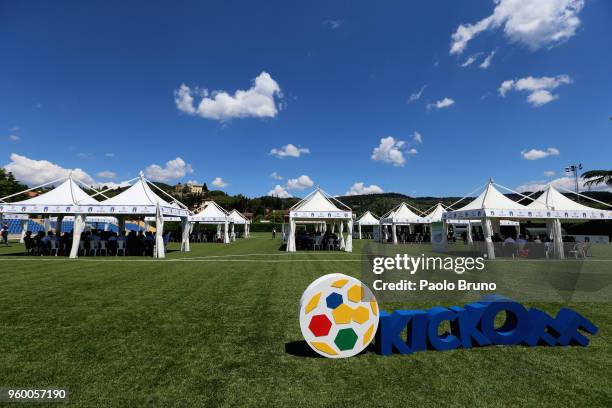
[{"left": 1, "top": 0, "right": 611, "bottom": 198}]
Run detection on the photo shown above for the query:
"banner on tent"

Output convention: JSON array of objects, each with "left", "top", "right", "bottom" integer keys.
[
  {"left": 0, "top": 204, "right": 189, "bottom": 217},
  {"left": 444, "top": 208, "right": 612, "bottom": 221},
  {"left": 290, "top": 211, "right": 352, "bottom": 219}
]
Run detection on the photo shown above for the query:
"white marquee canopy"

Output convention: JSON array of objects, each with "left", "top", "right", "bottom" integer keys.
[
  {"left": 443, "top": 180, "right": 612, "bottom": 259},
  {"left": 287, "top": 188, "right": 353, "bottom": 252},
  {"left": 189, "top": 201, "right": 231, "bottom": 243},
  {"left": 228, "top": 209, "right": 251, "bottom": 238},
  {"left": 355, "top": 211, "right": 379, "bottom": 239}
]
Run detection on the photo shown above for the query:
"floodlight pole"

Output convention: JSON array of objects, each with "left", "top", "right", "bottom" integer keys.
[{"left": 564, "top": 163, "right": 583, "bottom": 202}]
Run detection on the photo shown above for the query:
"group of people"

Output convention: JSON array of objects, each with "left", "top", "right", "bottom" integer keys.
[
  {"left": 295, "top": 230, "right": 341, "bottom": 251},
  {"left": 21, "top": 229, "right": 173, "bottom": 256}
]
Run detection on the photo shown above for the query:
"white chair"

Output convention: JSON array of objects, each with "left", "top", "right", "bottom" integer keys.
[
  {"left": 313, "top": 236, "right": 322, "bottom": 250},
  {"left": 116, "top": 240, "right": 126, "bottom": 256},
  {"left": 99, "top": 241, "right": 108, "bottom": 256},
  {"left": 568, "top": 243, "right": 585, "bottom": 259},
  {"left": 50, "top": 239, "right": 59, "bottom": 256},
  {"left": 89, "top": 240, "right": 99, "bottom": 256}
]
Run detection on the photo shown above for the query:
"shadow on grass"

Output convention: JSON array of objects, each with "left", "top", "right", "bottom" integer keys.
[
  {"left": 285, "top": 341, "right": 323, "bottom": 358},
  {"left": 285, "top": 340, "right": 374, "bottom": 358}
]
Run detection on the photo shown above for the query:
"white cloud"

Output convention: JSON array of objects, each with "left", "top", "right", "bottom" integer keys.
[
  {"left": 460, "top": 53, "right": 482, "bottom": 67},
  {"left": 174, "top": 72, "right": 283, "bottom": 121},
  {"left": 77, "top": 152, "right": 94, "bottom": 160},
  {"left": 544, "top": 170, "right": 556, "bottom": 177},
  {"left": 211, "top": 177, "right": 227, "bottom": 188},
  {"left": 4, "top": 153, "right": 95, "bottom": 186},
  {"left": 145, "top": 157, "right": 194, "bottom": 182},
  {"left": 521, "top": 147, "right": 560, "bottom": 160},
  {"left": 8, "top": 135, "right": 20, "bottom": 141},
  {"left": 269, "top": 143, "right": 310, "bottom": 158},
  {"left": 479, "top": 49, "right": 497, "bottom": 69},
  {"left": 345, "top": 182, "right": 384, "bottom": 196},
  {"left": 270, "top": 172, "right": 283, "bottom": 180},
  {"left": 499, "top": 75, "right": 571, "bottom": 106},
  {"left": 323, "top": 19, "right": 343, "bottom": 30},
  {"left": 428, "top": 97, "right": 455, "bottom": 110},
  {"left": 286, "top": 175, "right": 314, "bottom": 190},
  {"left": 97, "top": 180, "right": 131, "bottom": 190},
  {"left": 105, "top": 153, "right": 115, "bottom": 159},
  {"left": 408, "top": 85, "right": 427, "bottom": 103},
  {"left": 96, "top": 171, "right": 116, "bottom": 179},
  {"left": 407, "top": 148, "right": 418, "bottom": 155},
  {"left": 413, "top": 131, "right": 423, "bottom": 144},
  {"left": 450, "top": 0, "right": 585, "bottom": 55},
  {"left": 371, "top": 137, "right": 407, "bottom": 167},
  {"left": 11, "top": 126, "right": 19, "bottom": 132},
  {"left": 517, "top": 175, "right": 611, "bottom": 193},
  {"left": 267, "top": 184, "right": 292, "bottom": 198}
]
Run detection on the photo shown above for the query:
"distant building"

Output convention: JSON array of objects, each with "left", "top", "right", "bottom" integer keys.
[
  {"left": 187, "top": 183, "right": 203, "bottom": 194},
  {"left": 174, "top": 182, "right": 204, "bottom": 195}
]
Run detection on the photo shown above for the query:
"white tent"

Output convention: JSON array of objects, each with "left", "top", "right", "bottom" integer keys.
[
  {"left": 425, "top": 203, "right": 446, "bottom": 223},
  {"left": 228, "top": 209, "right": 251, "bottom": 239},
  {"left": 355, "top": 211, "right": 379, "bottom": 239},
  {"left": 443, "top": 180, "right": 612, "bottom": 259},
  {"left": 443, "top": 181, "right": 528, "bottom": 259},
  {"left": 94, "top": 173, "right": 190, "bottom": 258},
  {"left": 0, "top": 176, "right": 102, "bottom": 244},
  {"left": 287, "top": 188, "right": 353, "bottom": 252},
  {"left": 380, "top": 202, "right": 427, "bottom": 244},
  {"left": 189, "top": 201, "right": 231, "bottom": 243},
  {"left": 426, "top": 202, "right": 519, "bottom": 244}
]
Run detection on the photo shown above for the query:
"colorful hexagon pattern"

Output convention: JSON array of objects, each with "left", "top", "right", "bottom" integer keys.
[
  {"left": 332, "top": 303, "right": 353, "bottom": 324},
  {"left": 308, "top": 314, "right": 332, "bottom": 337},
  {"left": 347, "top": 284, "right": 364, "bottom": 303},
  {"left": 325, "top": 292, "right": 343, "bottom": 309},
  {"left": 352, "top": 306, "right": 369, "bottom": 324},
  {"left": 299, "top": 273, "right": 379, "bottom": 358},
  {"left": 334, "top": 328, "right": 358, "bottom": 351}
]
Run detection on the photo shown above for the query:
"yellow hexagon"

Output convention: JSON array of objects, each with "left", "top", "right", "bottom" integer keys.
[
  {"left": 352, "top": 306, "right": 369, "bottom": 324},
  {"left": 332, "top": 303, "right": 353, "bottom": 324},
  {"left": 331, "top": 279, "right": 348, "bottom": 288},
  {"left": 347, "top": 284, "right": 364, "bottom": 303}
]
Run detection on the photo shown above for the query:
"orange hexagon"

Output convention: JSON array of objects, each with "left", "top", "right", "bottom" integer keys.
[
  {"left": 352, "top": 306, "right": 369, "bottom": 324},
  {"left": 347, "top": 284, "right": 364, "bottom": 303},
  {"left": 332, "top": 303, "right": 353, "bottom": 324}
]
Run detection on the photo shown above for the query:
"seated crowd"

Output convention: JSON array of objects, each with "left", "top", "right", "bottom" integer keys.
[
  {"left": 295, "top": 230, "right": 342, "bottom": 251},
  {"left": 23, "top": 229, "right": 174, "bottom": 256},
  {"left": 461, "top": 231, "right": 591, "bottom": 259}
]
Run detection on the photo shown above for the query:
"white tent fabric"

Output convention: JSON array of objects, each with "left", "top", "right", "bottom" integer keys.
[
  {"left": 380, "top": 203, "right": 426, "bottom": 225},
  {"left": 190, "top": 201, "right": 231, "bottom": 244},
  {"left": 154, "top": 204, "right": 165, "bottom": 258},
  {"left": 101, "top": 178, "right": 173, "bottom": 208},
  {"left": 68, "top": 215, "right": 86, "bottom": 258},
  {"left": 355, "top": 211, "right": 379, "bottom": 225},
  {"left": 425, "top": 203, "right": 446, "bottom": 223},
  {"left": 228, "top": 209, "right": 251, "bottom": 238},
  {"left": 1, "top": 178, "right": 98, "bottom": 215},
  {"left": 527, "top": 184, "right": 610, "bottom": 216},
  {"left": 355, "top": 211, "right": 379, "bottom": 239},
  {"left": 456, "top": 182, "right": 523, "bottom": 212},
  {"left": 380, "top": 203, "right": 426, "bottom": 245},
  {"left": 287, "top": 188, "right": 352, "bottom": 252}
]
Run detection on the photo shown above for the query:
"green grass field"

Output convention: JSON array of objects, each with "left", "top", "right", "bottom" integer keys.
[{"left": 0, "top": 234, "right": 610, "bottom": 407}]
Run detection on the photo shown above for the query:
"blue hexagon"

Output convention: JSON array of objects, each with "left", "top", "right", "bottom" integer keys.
[{"left": 326, "top": 292, "right": 343, "bottom": 309}]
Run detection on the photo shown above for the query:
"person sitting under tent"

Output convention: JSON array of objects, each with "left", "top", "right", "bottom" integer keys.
[{"left": 1, "top": 222, "right": 8, "bottom": 246}]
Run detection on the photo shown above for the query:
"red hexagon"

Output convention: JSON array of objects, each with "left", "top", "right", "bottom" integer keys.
[{"left": 308, "top": 314, "right": 332, "bottom": 337}]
